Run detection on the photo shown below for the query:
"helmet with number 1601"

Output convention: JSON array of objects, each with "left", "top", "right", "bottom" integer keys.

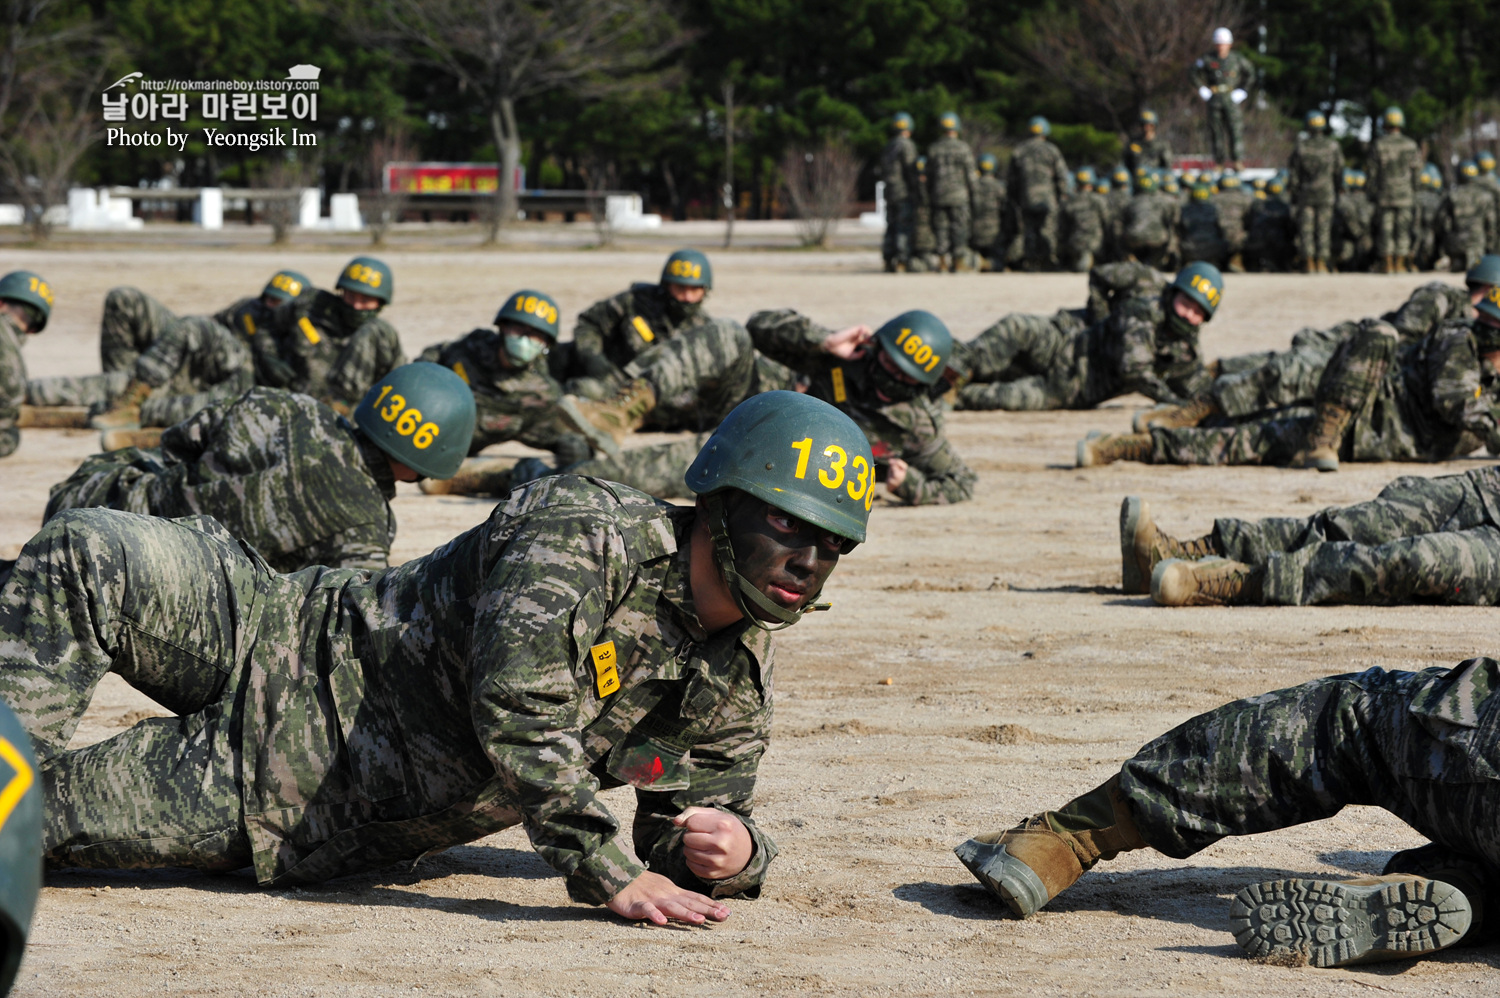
[
  {"left": 0, "top": 271, "right": 53, "bottom": 332},
  {"left": 336, "top": 256, "right": 394, "bottom": 304},
  {"left": 1172, "top": 261, "right": 1225, "bottom": 319},
  {"left": 353, "top": 362, "right": 476, "bottom": 480},
  {"left": 874, "top": 310, "right": 953, "bottom": 386}
]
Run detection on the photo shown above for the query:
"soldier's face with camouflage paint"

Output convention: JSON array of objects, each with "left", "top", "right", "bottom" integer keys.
[
  {"left": 667, "top": 283, "right": 706, "bottom": 305},
  {"left": 726, "top": 495, "right": 843, "bottom": 617},
  {"left": 340, "top": 289, "right": 383, "bottom": 311},
  {"left": 1172, "top": 292, "right": 1209, "bottom": 327}
]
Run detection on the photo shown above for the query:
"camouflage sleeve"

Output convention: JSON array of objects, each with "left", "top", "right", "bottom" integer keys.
[
  {"left": 251, "top": 316, "right": 295, "bottom": 388},
  {"left": 571, "top": 293, "right": 630, "bottom": 381},
  {"left": 156, "top": 392, "right": 228, "bottom": 463},
  {"left": 1424, "top": 330, "right": 1500, "bottom": 443},
  {"left": 0, "top": 331, "right": 23, "bottom": 459},
  {"left": 889, "top": 406, "right": 976, "bottom": 506},
  {"left": 469, "top": 511, "right": 648, "bottom": 905},
  {"left": 746, "top": 309, "right": 834, "bottom": 372},
  {"left": 295, "top": 518, "right": 392, "bottom": 571},
  {"left": 632, "top": 692, "right": 778, "bottom": 899},
  {"left": 416, "top": 341, "right": 444, "bottom": 364},
  {"left": 1053, "top": 147, "right": 1070, "bottom": 203},
  {"left": 1113, "top": 312, "right": 1182, "bottom": 404},
  {"left": 326, "top": 319, "right": 405, "bottom": 406},
  {"left": 1384, "top": 283, "right": 1460, "bottom": 339}
]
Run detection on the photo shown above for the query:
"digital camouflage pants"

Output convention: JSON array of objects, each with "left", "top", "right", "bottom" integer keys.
[
  {"left": 570, "top": 433, "right": 712, "bottom": 499},
  {"left": 1020, "top": 203, "right": 1060, "bottom": 270},
  {"left": 1296, "top": 203, "right": 1336, "bottom": 262},
  {"left": 882, "top": 198, "right": 914, "bottom": 266},
  {"left": 0, "top": 509, "right": 262, "bottom": 872},
  {"left": 1204, "top": 98, "right": 1244, "bottom": 164},
  {"left": 931, "top": 204, "right": 972, "bottom": 260},
  {"left": 100, "top": 287, "right": 178, "bottom": 373},
  {"left": 953, "top": 310, "right": 1087, "bottom": 411},
  {"left": 1211, "top": 324, "right": 1347, "bottom": 419},
  {"left": 1376, "top": 206, "right": 1416, "bottom": 259},
  {"left": 623, "top": 317, "right": 794, "bottom": 433},
  {"left": 1121, "top": 663, "right": 1500, "bottom": 884}
]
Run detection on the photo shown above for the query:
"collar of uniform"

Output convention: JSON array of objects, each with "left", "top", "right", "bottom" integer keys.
[
  {"left": 349, "top": 424, "right": 398, "bottom": 499},
  {"left": 660, "top": 505, "right": 712, "bottom": 643},
  {"left": 0, "top": 310, "right": 21, "bottom": 343}
]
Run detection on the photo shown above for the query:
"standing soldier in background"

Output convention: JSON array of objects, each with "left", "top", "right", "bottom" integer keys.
[
  {"left": 1367, "top": 106, "right": 1424, "bottom": 273},
  {"left": 970, "top": 153, "right": 1005, "bottom": 271},
  {"left": 1413, "top": 166, "right": 1444, "bottom": 272},
  {"left": 1105, "top": 165, "right": 1135, "bottom": 262},
  {"left": 1211, "top": 172, "right": 1254, "bottom": 272},
  {"left": 1476, "top": 151, "right": 1500, "bottom": 253},
  {"left": 1061, "top": 168, "right": 1109, "bottom": 272},
  {"left": 1245, "top": 176, "right": 1294, "bottom": 271},
  {"left": 1438, "top": 161, "right": 1497, "bottom": 273},
  {"left": 1191, "top": 27, "right": 1254, "bottom": 168},
  {"left": 910, "top": 156, "right": 937, "bottom": 272},
  {"left": 878, "top": 112, "right": 919, "bottom": 273},
  {"left": 1334, "top": 169, "right": 1374, "bottom": 271},
  {"left": 1123, "top": 110, "right": 1172, "bottom": 178},
  {"left": 1007, "top": 116, "right": 1071, "bottom": 271},
  {"left": 1287, "top": 109, "right": 1345, "bottom": 273},
  {"left": 1121, "top": 172, "right": 1180, "bottom": 270},
  {"left": 1178, "top": 181, "right": 1226, "bottom": 269},
  {"left": 926, "top": 111, "right": 977, "bottom": 272}
]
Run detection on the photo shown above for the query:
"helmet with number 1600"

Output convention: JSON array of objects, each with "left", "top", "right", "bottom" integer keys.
[
  {"left": 336, "top": 256, "right": 394, "bottom": 304},
  {"left": 0, "top": 270, "right": 53, "bottom": 332},
  {"left": 353, "top": 362, "right": 476, "bottom": 480},
  {"left": 660, "top": 248, "right": 713, "bottom": 290},
  {"left": 1172, "top": 261, "right": 1225, "bottom": 319},
  {"left": 0, "top": 697, "right": 41, "bottom": 998},
  {"left": 262, "top": 269, "right": 312, "bottom": 304}
]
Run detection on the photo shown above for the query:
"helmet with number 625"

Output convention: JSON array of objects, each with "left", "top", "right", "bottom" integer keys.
[
  {"left": 0, "top": 270, "right": 53, "bottom": 332},
  {"left": 262, "top": 269, "right": 312, "bottom": 304},
  {"left": 0, "top": 697, "right": 41, "bottom": 998},
  {"left": 660, "top": 248, "right": 712, "bottom": 290},
  {"left": 354, "top": 362, "right": 476, "bottom": 479},
  {"left": 336, "top": 256, "right": 393, "bottom": 304}
]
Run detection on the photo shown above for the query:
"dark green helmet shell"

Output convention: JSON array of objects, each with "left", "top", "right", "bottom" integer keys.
[
  {"left": 1305, "top": 109, "right": 1328, "bottom": 131},
  {"left": 660, "top": 248, "right": 712, "bottom": 289},
  {"left": 685, "top": 391, "right": 873, "bottom": 543},
  {"left": 891, "top": 111, "right": 914, "bottom": 132},
  {"left": 1140, "top": 109, "right": 1158, "bottom": 125},
  {"left": 1383, "top": 106, "right": 1405, "bottom": 129},
  {"left": 262, "top": 269, "right": 311, "bottom": 304},
  {"left": 939, "top": 110, "right": 961, "bottom": 132},
  {"left": 874, "top": 310, "right": 953, "bottom": 386},
  {"left": 0, "top": 271, "right": 53, "bottom": 332},
  {"left": 1028, "top": 115, "right": 1050, "bottom": 137},
  {"left": 494, "top": 289, "right": 561, "bottom": 341},
  {"left": 1477, "top": 285, "right": 1500, "bottom": 327},
  {"left": 1480, "top": 151, "right": 1497, "bottom": 171},
  {"left": 1172, "top": 261, "right": 1225, "bottom": 318},
  {"left": 0, "top": 698, "right": 41, "bottom": 997},
  {"left": 1466, "top": 254, "right": 1500, "bottom": 290},
  {"left": 354, "top": 362, "right": 476, "bottom": 479},
  {"left": 978, "top": 153, "right": 997, "bottom": 173},
  {"left": 336, "top": 256, "right": 393, "bottom": 304},
  {"left": 1074, "top": 166, "right": 1095, "bottom": 186}
]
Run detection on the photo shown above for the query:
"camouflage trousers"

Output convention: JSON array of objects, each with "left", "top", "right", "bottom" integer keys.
[
  {"left": 1210, "top": 467, "right": 1500, "bottom": 605},
  {"left": 101, "top": 288, "right": 178, "bottom": 373},
  {"left": 622, "top": 317, "right": 795, "bottom": 433},
  {"left": 931, "top": 204, "right": 971, "bottom": 259},
  {"left": 883, "top": 199, "right": 914, "bottom": 266},
  {"left": 0, "top": 509, "right": 260, "bottom": 871},
  {"left": 1295, "top": 203, "right": 1336, "bottom": 262},
  {"left": 953, "top": 310, "right": 1085, "bottom": 410},
  {"left": 43, "top": 448, "right": 176, "bottom": 523},
  {"left": 1211, "top": 324, "right": 1346, "bottom": 418},
  {"left": 1020, "top": 203, "right": 1060, "bottom": 270},
  {"left": 1376, "top": 206, "right": 1416, "bottom": 258},
  {"left": 571, "top": 433, "right": 712, "bottom": 499},
  {"left": 1204, "top": 98, "right": 1243, "bottom": 164},
  {"left": 1120, "top": 663, "right": 1500, "bottom": 880}
]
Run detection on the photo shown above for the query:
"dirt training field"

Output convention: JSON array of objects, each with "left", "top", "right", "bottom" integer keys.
[{"left": 2, "top": 248, "right": 1496, "bottom": 997}]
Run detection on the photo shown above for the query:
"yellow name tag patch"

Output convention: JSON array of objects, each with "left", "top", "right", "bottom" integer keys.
[
  {"left": 631, "top": 316, "right": 655, "bottom": 342},
  {"left": 590, "top": 641, "right": 621, "bottom": 698},
  {"left": 452, "top": 360, "right": 471, "bottom": 384},
  {"left": 298, "top": 316, "right": 321, "bottom": 345},
  {"left": 830, "top": 366, "right": 847, "bottom": 403},
  {"left": 241, "top": 314, "right": 257, "bottom": 337}
]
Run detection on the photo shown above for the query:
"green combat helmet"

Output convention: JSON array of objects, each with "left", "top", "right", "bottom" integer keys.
[
  {"left": 1352, "top": 169, "right": 1368, "bottom": 190},
  {"left": 979, "top": 153, "right": 998, "bottom": 175},
  {"left": 1480, "top": 151, "right": 1497, "bottom": 175},
  {"left": 0, "top": 270, "right": 53, "bottom": 332},
  {"left": 336, "top": 256, "right": 394, "bottom": 305},
  {"left": 1467, "top": 254, "right": 1500, "bottom": 291},
  {"left": 1140, "top": 109, "right": 1158, "bottom": 126},
  {"left": 1112, "top": 164, "right": 1131, "bottom": 187},
  {"left": 354, "top": 362, "right": 477, "bottom": 480},
  {"left": 262, "top": 269, "right": 312, "bottom": 304},
  {"left": 1305, "top": 109, "right": 1328, "bottom": 132},
  {"left": 871, "top": 309, "right": 954, "bottom": 406},
  {"left": 660, "top": 248, "right": 712, "bottom": 290},
  {"left": 1162, "top": 174, "right": 1181, "bottom": 194},
  {"left": 1028, "top": 116, "right": 1050, "bottom": 137},
  {"left": 1172, "top": 261, "right": 1225, "bottom": 319},
  {"left": 494, "top": 289, "right": 560, "bottom": 342},
  {"left": 1459, "top": 160, "right": 1480, "bottom": 183},
  {"left": 684, "top": 391, "right": 873, "bottom": 629},
  {"left": 1135, "top": 171, "right": 1157, "bottom": 192},
  {"left": 940, "top": 111, "right": 961, "bottom": 132},
  {"left": 1383, "top": 106, "right": 1405, "bottom": 130},
  {"left": 0, "top": 698, "right": 42, "bottom": 996},
  {"left": 891, "top": 111, "right": 914, "bottom": 132},
  {"left": 1074, "top": 166, "right": 1096, "bottom": 189},
  {"left": 1095, "top": 177, "right": 1112, "bottom": 194},
  {"left": 1219, "top": 171, "right": 1242, "bottom": 190},
  {"left": 1191, "top": 181, "right": 1213, "bottom": 201}
]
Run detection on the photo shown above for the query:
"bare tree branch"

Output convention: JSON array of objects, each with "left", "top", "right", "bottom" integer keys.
[{"left": 781, "top": 140, "right": 860, "bottom": 249}]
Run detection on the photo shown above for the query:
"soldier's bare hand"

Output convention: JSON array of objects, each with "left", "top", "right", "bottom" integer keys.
[
  {"left": 606, "top": 870, "right": 730, "bottom": 926},
  {"left": 885, "top": 458, "right": 909, "bottom": 489},
  {"left": 672, "top": 806, "right": 753, "bottom": 880},
  {"left": 822, "top": 324, "right": 873, "bottom": 359}
]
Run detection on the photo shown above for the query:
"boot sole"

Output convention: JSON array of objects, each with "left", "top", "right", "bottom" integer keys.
[
  {"left": 1076, "top": 431, "right": 1101, "bottom": 468},
  {"left": 1120, "top": 497, "right": 1146, "bottom": 595},
  {"left": 556, "top": 396, "right": 622, "bottom": 460},
  {"left": 1230, "top": 877, "right": 1471, "bottom": 967},
  {"left": 953, "top": 838, "right": 1049, "bottom": 919}
]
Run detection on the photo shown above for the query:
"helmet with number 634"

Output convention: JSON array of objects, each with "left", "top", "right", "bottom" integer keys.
[
  {"left": 354, "top": 362, "right": 476, "bottom": 479},
  {"left": 660, "top": 248, "right": 713, "bottom": 290},
  {"left": 875, "top": 309, "right": 954, "bottom": 386},
  {"left": 336, "top": 256, "right": 394, "bottom": 304},
  {"left": 0, "top": 697, "right": 41, "bottom": 997},
  {"left": 0, "top": 270, "right": 53, "bottom": 332}
]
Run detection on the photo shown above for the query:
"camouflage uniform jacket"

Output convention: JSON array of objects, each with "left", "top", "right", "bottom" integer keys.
[
  {"left": 1440, "top": 185, "right": 1498, "bottom": 255},
  {"left": 239, "top": 477, "right": 778, "bottom": 905},
  {"left": 878, "top": 134, "right": 919, "bottom": 203},
  {"left": 747, "top": 310, "right": 976, "bottom": 506},
  {"left": 0, "top": 311, "right": 24, "bottom": 459},
  {"left": 1211, "top": 188, "right": 1255, "bottom": 248},
  {"left": 1124, "top": 135, "right": 1172, "bottom": 177},
  {"left": 1368, "top": 321, "right": 1500, "bottom": 460},
  {"left": 570, "top": 284, "right": 712, "bottom": 382},
  {"left": 1286, "top": 134, "right": 1345, "bottom": 208},
  {"left": 419, "top": 329, "right": 576, "bottom": 456},
  {"left": 971, "top": 174, "right": 1006, "bottom": 248},
  {"left": 215, "top": 296, "right": 283, "bottom": 342},
  {"left": 1190, "top": 49, "right": 1254, "bottom": 101},
  {"left": 49, "top": 388, "right": 397, "bottom": 571},
  {"left": 133, "top": 315, "right": 252, "bottom": 396},
  {"left": 926, "top": 135, "right": 976, "bottom": 208},
  {"left": 1062, "top": 191, "right": 1110, "bottom": 252},
  {"left": 1085, "top": 261, "right": 1170, "bottom": 324},
  {"left": 1083, "top": 289, "right": 1209, "bottom": 405},
  {"left": 1367, "top": 133, "right": 1423, "bottom": 208},
  {"left": 252, "top": 290, "right": 406, "bottom": 407},
  {"left": 1007, "top": 137, "right": 1070, "bottom": 209},
  {"left": 1383, "top": 282, "right": 1473, "bottom": 340}
]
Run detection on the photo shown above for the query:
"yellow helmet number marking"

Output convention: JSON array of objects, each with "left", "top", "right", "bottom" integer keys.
[
  {"left": 345, "top": 263, "right": 383, "bottom": 288},
  {"left": 666, "top": 259, "right": 702, "bottom": 280},
  {"left": 791, "top": 436, "right": 874, "bottom": 508},
  {"left": 371, "top": 385, "right": 441, "bottom": 448},
  {"left": 893, "top": 327, "right": 943, "bottom": 372},
  {"left": 1189, "top": 273, "right": 1221, "bottom": 309}
]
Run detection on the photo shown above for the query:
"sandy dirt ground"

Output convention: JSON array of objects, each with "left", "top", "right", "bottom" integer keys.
[{"left": 2, "top": 247, "right": 1497, "bottom": 996}]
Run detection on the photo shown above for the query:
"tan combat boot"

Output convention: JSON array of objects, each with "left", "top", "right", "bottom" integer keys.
[
  {"left": 1290, "top": 402, "right": 1353, "bottom": 472},
  {"left": 100, "top": 427, "right": 163, "bottom": 451},
  {"left": 1076, "top": 431, "right": 1152, "bottom": 467},
  {"left": 1119, "top": 497, "right": 1221, "bottom": 595},
  {"left": 1133, "top": 396, "right": 1222, "bottom": 432},
  {"left": 1303, "top": 257, "right": 1317, "bottom": 274},
  {"left": 1231, "top": 874, "right": 1472, "bottom": 967},
  {"left": 419, "top": 456, "right": 518, "bottom": 497},
  {"left": 1151, "top": 557, "right": 1264, "bottom": 606},
  {"left": 1227, "top": 252, "right": 1245, "bottom": 274},
  {"left": 18, "top": 405, "right": 91, "bottom": 429},
  {"left": 954, "top": 775, "right": 1146, "bottom": 918},
  {"left": 89, "top": 379, "right": 153, "bottom": 431},
  {"left": 557, "top": 378, "right": 657, "bottom": 459}
]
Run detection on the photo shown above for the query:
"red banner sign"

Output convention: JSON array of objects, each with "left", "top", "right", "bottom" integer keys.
[{"left": 383, "top": 163, "right": 523, "bottom": 194}]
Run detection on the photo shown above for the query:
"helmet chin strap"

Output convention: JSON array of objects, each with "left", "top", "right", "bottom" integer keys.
[{"left": 703, "top": 494, "right": 829, "bottom": 632}]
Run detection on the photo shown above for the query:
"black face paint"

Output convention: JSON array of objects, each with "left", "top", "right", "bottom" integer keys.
[
  {"left": 664, "top": 294, "right": 702, "bottom": 325},
  {"left": 722, "top": 494, "right": 841, "bottom": 621},
  {"left": 867, "top": 352, "right": 924, "bottom": 404},
  {"left": 316, "top": 292, "right": 377, "bottom": 336}
]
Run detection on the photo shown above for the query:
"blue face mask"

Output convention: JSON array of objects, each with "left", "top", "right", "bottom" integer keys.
[{"left": 504, "top": 332, "right": 547, "bottom": 366}]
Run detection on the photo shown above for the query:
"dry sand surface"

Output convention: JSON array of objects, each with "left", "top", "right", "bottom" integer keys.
[{"left": 2, "top": 247, "right": 1496, "bottom": 996}]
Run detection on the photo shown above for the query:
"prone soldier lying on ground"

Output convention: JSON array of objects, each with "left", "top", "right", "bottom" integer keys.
[
  {"left": 38, "top": 364, "right": 475, "bottom": 573},
  {"left": 0, "top": 391, "right": 871, "bottom": 927},
  {"left": 955, "top": 660, "right": 1499, "bottom": 967},
  {"left": 0, "top": 270, "right": 54, "bottom": 460}
]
